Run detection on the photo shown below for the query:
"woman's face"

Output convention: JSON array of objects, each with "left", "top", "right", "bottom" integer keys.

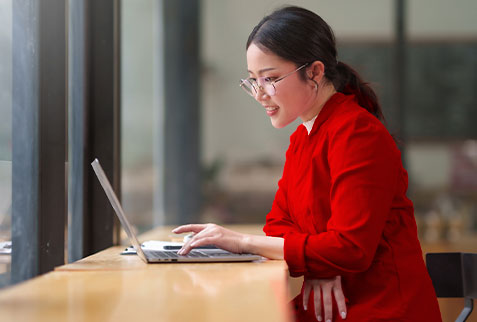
[{"left": 246, "top": 43, "right": 317, "bottom": 128}]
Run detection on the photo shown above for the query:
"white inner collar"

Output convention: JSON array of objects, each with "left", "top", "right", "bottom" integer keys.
[{"left": 303, "top": 114, "right": 318, "bottom": 135}]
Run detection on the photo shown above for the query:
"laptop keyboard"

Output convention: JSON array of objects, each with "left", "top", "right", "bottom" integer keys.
[{"left": 146, "top": 250, "right": 242, "bottom": 259}]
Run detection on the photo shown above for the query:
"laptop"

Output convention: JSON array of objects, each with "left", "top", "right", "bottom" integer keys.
[{"left": 91, "top": 158, "right": 262, "bottom": 263}]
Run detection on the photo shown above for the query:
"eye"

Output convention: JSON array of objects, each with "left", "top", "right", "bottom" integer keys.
[{"left": 263, "top": 77, "right": 275, "bottom": 83}]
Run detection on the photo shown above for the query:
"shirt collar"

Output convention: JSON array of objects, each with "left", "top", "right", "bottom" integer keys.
[
  {"left": 303, "top": 114, "right": 318, "bottom": 135},
  {"left": 306, "top": 92, "right": 351, "bottom": 136}
]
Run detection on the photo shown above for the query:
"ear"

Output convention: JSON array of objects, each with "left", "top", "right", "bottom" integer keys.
[{"left": 307, "top": 61, "right": 325, "bottom": 83}]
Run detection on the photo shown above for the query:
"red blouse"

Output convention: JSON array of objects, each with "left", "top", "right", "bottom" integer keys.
[{"left": 264, "top": 93, "right": 442, "bottom": 321}]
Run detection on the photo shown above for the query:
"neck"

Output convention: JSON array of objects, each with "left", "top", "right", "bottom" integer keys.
[{"left": 300, "top": 83, "right": 337, "bottom": 122}]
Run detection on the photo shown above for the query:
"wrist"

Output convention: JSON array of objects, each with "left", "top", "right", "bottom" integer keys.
[{"left": 240, "top": 234, "right": 254, "bottom": 254}]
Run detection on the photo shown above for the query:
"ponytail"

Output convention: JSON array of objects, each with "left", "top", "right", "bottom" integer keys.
[{"left": 332, "top": 61, "right": 385, "bottom": 123}]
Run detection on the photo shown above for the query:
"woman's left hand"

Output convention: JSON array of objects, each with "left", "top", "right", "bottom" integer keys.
[
  {"left": 303, "top": 276, "right": 347, "bottom": 322},
  {"left": 172, "top": 224, "right": 246, "bottom": 255}
]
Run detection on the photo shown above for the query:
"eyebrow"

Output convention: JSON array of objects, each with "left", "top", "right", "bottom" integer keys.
[{"left": 247, "top": 67, "right": 277, "bottom": 75}]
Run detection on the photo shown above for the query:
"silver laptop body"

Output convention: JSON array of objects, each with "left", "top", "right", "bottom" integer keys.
[{"left": 91, "top": 158, "right": 262, "bottom": 263}]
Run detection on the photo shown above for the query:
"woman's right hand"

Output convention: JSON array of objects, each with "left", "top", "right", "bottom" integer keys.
[
  {"left": 172, "top": 223, "right": 246, "bottom": 255},
  {"left": 302, "top": 275, "right": 347, "bottom": 322}
]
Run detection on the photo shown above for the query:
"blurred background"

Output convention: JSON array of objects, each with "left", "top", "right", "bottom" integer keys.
[
  {"left": 0, "top": 0, "right": 476, "bottom": 310},
  {"left": 120, "top": 0, "right": 477, "bottom": 245}
]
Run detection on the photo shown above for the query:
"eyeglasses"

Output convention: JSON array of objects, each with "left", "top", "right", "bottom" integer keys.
[{"left": 239, "top": 63, "right": 308, "bottom": 97}]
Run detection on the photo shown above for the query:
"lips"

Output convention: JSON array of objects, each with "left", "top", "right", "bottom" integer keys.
[{"left": 264, "top": 106, "right": 278, "bottom": 116}]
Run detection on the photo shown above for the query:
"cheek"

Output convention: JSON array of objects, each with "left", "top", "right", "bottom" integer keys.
[{"left": 276, "top": 85, "right": 312, "bottom": 113}]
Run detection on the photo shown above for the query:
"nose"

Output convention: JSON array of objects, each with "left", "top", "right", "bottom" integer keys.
[{"left": 254, "top": 86, "right": 269, "bottom": 102}]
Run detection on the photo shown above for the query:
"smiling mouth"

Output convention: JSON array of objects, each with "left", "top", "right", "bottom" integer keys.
[{"left": 264, "top": 106, "right": 278, "bottom": 116}]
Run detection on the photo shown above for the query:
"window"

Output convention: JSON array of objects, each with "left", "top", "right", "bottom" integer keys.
[
  {"left": 0, "top": 0, "right": 12, "bottom": 287},
  {"left": 121, "top": 0, "right": 201, "bottom": 233},
  {"left": 121, "top": 0, "right": 159, "bottom": 234}
]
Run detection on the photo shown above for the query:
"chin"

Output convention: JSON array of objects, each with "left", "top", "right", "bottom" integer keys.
[{"left": 270, "top": 118, "right": 289, "bottom": 129}]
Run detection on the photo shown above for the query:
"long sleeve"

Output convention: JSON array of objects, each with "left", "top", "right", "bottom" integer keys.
[{"left": 284, "top": 113, "right": 401, "bottom": 278}]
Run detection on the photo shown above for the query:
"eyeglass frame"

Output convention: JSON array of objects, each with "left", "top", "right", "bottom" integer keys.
[{"left": 239, "top": 63, "right": 309, "bottom": 97}]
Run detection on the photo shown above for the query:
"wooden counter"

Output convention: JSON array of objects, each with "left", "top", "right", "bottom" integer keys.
[
  {"left": 0, "top": 224, "right": 476, "bottom": 321},
  {"left": 0, "top": 263, "right": 291, "bottom": 322},
  {"left": 0, "top": 225, "right": 293, "bottom": 322}
]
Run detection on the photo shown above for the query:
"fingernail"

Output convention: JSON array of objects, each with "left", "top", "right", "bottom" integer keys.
[
  {"left": 341, "top": 311, "right": 347, "bottom": 319},
  {"left": 316, "top": 315, "right": 322, "bottom": 322},
  {"left": 303, "top": 305, "right": 307, "bottom": 311},
  {"left": 326, "top": 320, "right": 331, "bottom": 322}
]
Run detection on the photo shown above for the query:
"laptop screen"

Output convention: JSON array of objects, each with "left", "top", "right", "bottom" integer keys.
[{"left": 91, "top": 158, "right": 148, "bottom": 263}]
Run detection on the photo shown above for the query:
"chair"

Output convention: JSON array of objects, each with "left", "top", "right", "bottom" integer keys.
[{"left": 426, "top": 252, "right": 477, "bottom": 322}]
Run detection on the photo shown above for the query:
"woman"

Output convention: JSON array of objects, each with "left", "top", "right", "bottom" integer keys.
[{"left": 173, "top": 6, "right": 442, "bottom": 322}]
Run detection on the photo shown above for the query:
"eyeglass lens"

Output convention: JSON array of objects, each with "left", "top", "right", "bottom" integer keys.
[
  {"left": 240, "top": 79, "right": 275, "bottom": 97},
  {"left": 240, "top": 63, "right": 307, "bottom": 98}
]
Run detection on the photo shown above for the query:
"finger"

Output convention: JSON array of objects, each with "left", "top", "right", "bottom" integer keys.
[
  {"left": 313, "top": 285, "right": 322, "bottom": 322},
  {"left": 179, "top": 229, "right": 213, "bottom": 255},
  {"left": 178, "top": 234, "right": 204, "bottom": 255},
  {"left": 178, "top": 237, "right": 194, "bottom": 255},
  {"left": 172, "top": 224, "right": 207, "bottom": 234},
  {"left": 178, "top": 243, "right": 190, "bottom": 255},
  {"left": 322, "top": 284, "right": 333, "bottom": 322},
  {"left": 333, "top": 277, "right": 347, "bottom": 319},
  {"left": 303, "top": 282, "right": 312, "bottom": 311},
  {"left": 190, "top": 236, "right": 216, "bottom": 248}
]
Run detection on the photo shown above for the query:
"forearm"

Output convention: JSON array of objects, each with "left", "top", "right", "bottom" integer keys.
[{"left": 242, "top": 234, "right": 284, "bottom": 260}]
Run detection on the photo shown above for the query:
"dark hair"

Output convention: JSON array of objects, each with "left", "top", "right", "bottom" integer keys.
[{"left": 246, "top": 6, "right": 385, "bottom": 123}]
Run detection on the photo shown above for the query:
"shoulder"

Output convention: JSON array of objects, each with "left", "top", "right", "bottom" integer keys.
[
  {"left": 323, "top": 97, "right": 400, "bottom": 160},
  {"left": 328, "top": 98, "right": 393, "bottom": 144}
]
